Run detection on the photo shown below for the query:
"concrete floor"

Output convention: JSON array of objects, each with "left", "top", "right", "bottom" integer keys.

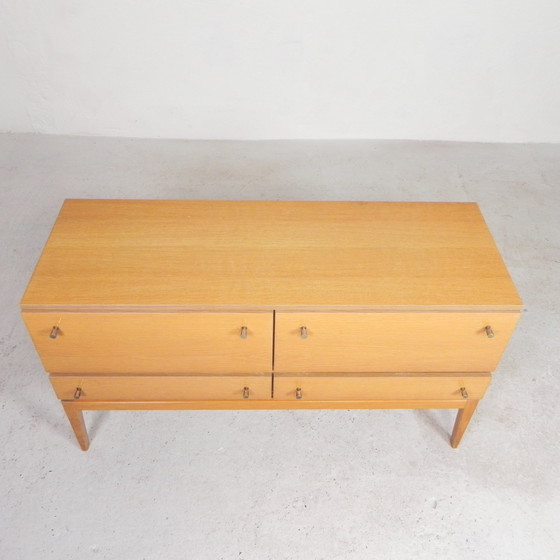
[{"left": 1, "top": 133, "right": 559, "bottom": 559}]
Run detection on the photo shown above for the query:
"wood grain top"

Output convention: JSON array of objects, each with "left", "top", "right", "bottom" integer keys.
[{"left": 21, "top": 200, "right": 522, "bottom": 310}]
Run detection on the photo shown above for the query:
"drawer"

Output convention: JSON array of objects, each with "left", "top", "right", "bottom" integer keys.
[
  {"left": 274, "top": 373, "right": 491, "bottom": 401},
  {"left": 50, "top": 375, "right": 272, "bottom": 401},
  {"left": 275, "top": 312, "right": 519, "bottom": 373},
  {"left": 23, "top": 312, "right": 272, "bottom": 374}
]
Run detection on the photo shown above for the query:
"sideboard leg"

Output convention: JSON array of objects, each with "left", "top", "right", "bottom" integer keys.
[
  {"left": 61, "top": 402, "right": 90, "bottom": 451},
  {"left": 450, "top": 400, "right": 479, "bottom": 448}
]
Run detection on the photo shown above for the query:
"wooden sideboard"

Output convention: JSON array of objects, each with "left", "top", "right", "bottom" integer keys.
[{"left": 21, "top": 200, "right": 522, "bottom": 450}]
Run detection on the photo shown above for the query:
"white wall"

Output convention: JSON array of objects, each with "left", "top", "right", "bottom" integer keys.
[{"left": 1, "top": 0, "right": 559, "bottom": 142}]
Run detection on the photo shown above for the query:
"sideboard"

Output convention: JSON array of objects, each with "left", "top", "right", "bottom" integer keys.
[{"left": 21, "top": 200, "right": 522, "bottom": 450}]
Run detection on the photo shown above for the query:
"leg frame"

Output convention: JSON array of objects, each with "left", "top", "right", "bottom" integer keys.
[{"left": 58, "top": 398, "right": 479, "bottom": 451}]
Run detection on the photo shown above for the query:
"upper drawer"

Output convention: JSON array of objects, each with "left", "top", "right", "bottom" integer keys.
[
  {"left": 274, "top": 312, "right": 520, "bottom": 373},
  {"left": 22, "top": 312, "right": 273, "bottom": 374}
]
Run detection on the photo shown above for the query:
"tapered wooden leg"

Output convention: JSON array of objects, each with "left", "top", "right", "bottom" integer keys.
[
  {"left": 62, "top": 402, "right": 90, "bottom": 451},
  {"left": 451, "top": 400, "right": 479, "bottom": 448}
]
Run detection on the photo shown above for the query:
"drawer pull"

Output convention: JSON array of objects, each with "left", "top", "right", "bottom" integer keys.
[
  {"left": 485, "top": 325, "right": 494, "bottom": 338},
  {"left": 74, "top": 387, "right": 83, "bottom": 400},
  {"left": 295, "top": 387, "right": 302, "bottom": 400},
  {"left": 240, "top": 326, "right": 248, "bottom": 339},
  {"left": 300, "top": 326, "right": 308, "bottom": 339},
  {"left": 460, "top": 387, "right": 469, "bottom": 399},
  {"left": 49, "top": 326, "right": 60, "bottom": 339},
  {"left": 243, "top": 386, "right": 250, "bottom": 399}
]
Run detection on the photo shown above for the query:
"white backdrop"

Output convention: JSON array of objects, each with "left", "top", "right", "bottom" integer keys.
[{"left": 1, "top": 0, "right": 559, "bottom": 141}]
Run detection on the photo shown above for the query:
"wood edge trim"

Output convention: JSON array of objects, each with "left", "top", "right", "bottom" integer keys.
[
  {"left": 61, "top": 399, "right": 470, "bottom": 411},
  {"left": 50, "top": 372, "right": 492, "bottom": 379},
  {"left": 270, "top": 372, "right": 492, "bottom": 378},
  {"left": 21, "top": 305, "right": 524, "bottom": 313}
]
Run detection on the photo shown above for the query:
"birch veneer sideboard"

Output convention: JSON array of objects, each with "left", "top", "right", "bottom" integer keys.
[{"left": 21, "top": 200, "right": 522, "bottom": 451}]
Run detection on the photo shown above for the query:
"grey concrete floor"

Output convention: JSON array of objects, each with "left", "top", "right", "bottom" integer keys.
[{"left": 1, "top": 133, "right": 559, "bottom": 559}]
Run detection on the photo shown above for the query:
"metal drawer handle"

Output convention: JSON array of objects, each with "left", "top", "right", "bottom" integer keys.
[
  {"left": 49, "top": 326, "right": 60, "bottom": 339},
  {"left": 243, "top": 386, "right": 250, "bottom": 399},
  {"left": 460, "top": 387, "right": 469, "bottom": 399},
  {"left": 300, "top": 326, "right": 308, "bottom": 339},
  {"left": 485, "top": 325, "right": 494, "bottom": 338},
  {"left": 240, "top": 326, "right": 248, "bottom": 339},
  {"left": 295, "top": 387, "right": 302, "bottom": 400},
  {"left": 74, "top": 387, "right": 82, "bottom": 400}
]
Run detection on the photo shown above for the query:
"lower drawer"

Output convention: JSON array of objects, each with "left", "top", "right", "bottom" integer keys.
[
  {"left": 274, "top": 373, "right": 491, "bottom": 401},
  {"left": 50, "top": 375, "right": 272, "bottom": 401}
]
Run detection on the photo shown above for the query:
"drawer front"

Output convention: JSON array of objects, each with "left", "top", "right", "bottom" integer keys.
[
  {"left": 275, "top": 312, "right": 520, "bottom": 373},
  {"left": 50, "top": 375, "right": 272, "bottom": 401},
  {"left": 274, "top": 374, "right": 491, "bottom": 401},
  {"left": 23, "top": 312, "right": 272, "bottom": 374}
]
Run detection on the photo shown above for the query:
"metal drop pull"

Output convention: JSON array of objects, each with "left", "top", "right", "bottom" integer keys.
[
  {"left": 300, "top": 326, "right": 308, "bottom": 339},
  {"left": 240, "top": 326, "right": 248, "bottom": 339},
  {"left": 74, "top": 387, "right": 82, "bottom": 400},
  {"left": 243, "top": 386, "right": 250, "bottom": 399},
  {"left": 460, "top": 387, "right": 469, "bottom": 399},
  {"left": 49, "top": 325, "right": 60, "bottom": 339},
  {"left": 485, "top": 325, "right": 494, "bottom": 338},
  {"left": 295, "top": 387, "right": 302, "bottom": 400}
]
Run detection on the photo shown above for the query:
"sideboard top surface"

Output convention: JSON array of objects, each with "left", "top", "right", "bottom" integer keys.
[{"left": 21, "top": 200, "right": 522, "bottom": 310}]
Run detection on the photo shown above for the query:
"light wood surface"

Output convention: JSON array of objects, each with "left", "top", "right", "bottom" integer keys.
[
  {"left": 21, "top": 200, "right": 523, "bottom": 450},
  {"left": 274, "top": 373, "right": 491, "bottom": 400},
  {"left": 23, "top": 312, "right": 273, "bottom": 374},
  {"left": 21, "top": 200, "right": 522, "bottom": 310},
  {"left": 274, "top": 312, "right": 519, "bottom": 373}
]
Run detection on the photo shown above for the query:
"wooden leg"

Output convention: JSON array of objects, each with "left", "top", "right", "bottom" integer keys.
[
  {"left": 62, "top": 402, "right": 90, "bottom": 451},
  {"left": 450, "top": 400, "right": 479, "bottom": 448}
]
